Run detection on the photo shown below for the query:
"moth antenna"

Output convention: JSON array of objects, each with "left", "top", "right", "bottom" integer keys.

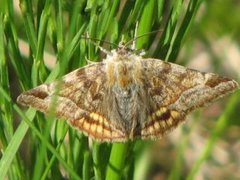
[
  {"left": 125, "top": 29, "right": 164, "bottom": 49},
  {"left": 98, "top": 45, "right": 112, "bottom": 56},
  {"left": 84, "top": 56, "right": 98, "bottom": 65},
  {"left": 81, "top": 34, "right": 118, "bottom": 55}
]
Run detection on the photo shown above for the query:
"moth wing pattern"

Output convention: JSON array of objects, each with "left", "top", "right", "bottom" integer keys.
[
  {"left": 140, "top": 58, "right": 239, "bottom": 139},
  {"left": 17, "top": 63, "right": 127, "bottom": 141}
]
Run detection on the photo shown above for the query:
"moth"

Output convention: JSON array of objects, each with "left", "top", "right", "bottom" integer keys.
[{"left": 17, "top": 43, "right": 239, "bottom": 142}]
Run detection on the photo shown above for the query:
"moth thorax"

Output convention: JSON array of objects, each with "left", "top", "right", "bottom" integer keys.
[{"left": 106, "top": 56, "right": 143, "bottom": 87}]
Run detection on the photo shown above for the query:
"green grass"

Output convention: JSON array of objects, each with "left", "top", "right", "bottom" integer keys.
[{"left": 0, "top": 0, "right": 239, "bottom": 179}]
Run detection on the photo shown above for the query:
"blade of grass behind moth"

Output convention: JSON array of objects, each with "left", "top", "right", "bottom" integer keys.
[
  {"left": 4, "top": 14, "right": 31, "bottom": 89},
  {"left": 40, "top": 125, "right": 69, "bottom": 180},
  {"left": 153, "top": 0, "right": 184, "bottom": 60},
  {"left": 55, "top": 0, "right": 64, "bottom": 54},
  {"left": 59, "top": 23, "right": 87, "bottom": 77},
  {"left": 72, "top": 39, "right": 87, "bottom": 68},
  {"left": 0, "top": 13, "right": 13, "bottom": 142},
  {"left": 33, "top": 0, "right": 51, "bottom": 86},
  {"left": 46, "top": 22, "right": 87, "bottom": 82},
  {"left": 68, "top": 0, "right": 85, "bottom": 41},
  {"left": 32, "top": 115, "right": 55, "bottom": 180},
  {"left": 108, "top": 18, "right": 119, "bottom": 46},
  {"left": 92, "top": 142, "right": 102, "bottom": 179},
  {"left": 88, "top": 14, "right": 98, "bottom": 60},
  {"left": 136, "top": 0, "right": 156, "bottom": 49},
  {"left": 118, "top": 0, "right": 143, "bottom": 31},
  {"left": 92, "top": 142, "right": 111, "bottom": 180},
  {"left": 83, "top": 151, "right": 92, "bottom": 180},
  {"left": 68, "top": 129, "right": 84, "bottom": 177},
  {"left": 97, "top": 0, "right": 120, "bottom": 40},
  {"left": 167, "top": 0, "right": 203, "bottom": 61},
  {"left": 19, "top": 0, "right": 37, "bottom": 56},
  {"left": 106, "top": 142, "right": 130, "bottom": 180}
]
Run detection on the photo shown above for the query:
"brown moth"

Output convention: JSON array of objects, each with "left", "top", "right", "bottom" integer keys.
[{"left": 17, "top": 44, "right": 239, "bottom": 142}]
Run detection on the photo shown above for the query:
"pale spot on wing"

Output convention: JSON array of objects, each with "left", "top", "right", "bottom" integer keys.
[
  {"left": 103, "top": 129, "right": 111, "bottom": 138},
  {"left": 166, "top": 117, "right": 173, "bottom": 126},
  {"left": 89, "top": 112, "right": 110, "bottom": 128},
  {"left": 90, "top": 124, "right": 97, "bottom": 132},
  {"left": 155, "top": 107, "right": 167, "bottom": 117},
  {"left": 154, "top": 121, "right": 160, "bottom": 130},
  {"left": 90, "top": 112, "right": 99, "bottom": 121},
  {"left": 96, "top": 125, "right": 103, "bottom": 134},
  {"left": 160, "top": 121, "right": 167, "bottom": 129},
  {"left": 148, "top": 125, "right": 154, "bottom": 134},
  {"left": 78, "top": 118, "right": 84, "bottom": 125},
  {"left": 171, "top": 110, "right": 180, "bottom": 119},
  {"left": 83, "top": 120, "right": 90, "bottom": 131}
]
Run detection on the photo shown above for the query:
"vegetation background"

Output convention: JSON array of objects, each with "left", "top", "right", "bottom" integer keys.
[{"left": 0, "top": 0, "right": 239, "bottom": 179}]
